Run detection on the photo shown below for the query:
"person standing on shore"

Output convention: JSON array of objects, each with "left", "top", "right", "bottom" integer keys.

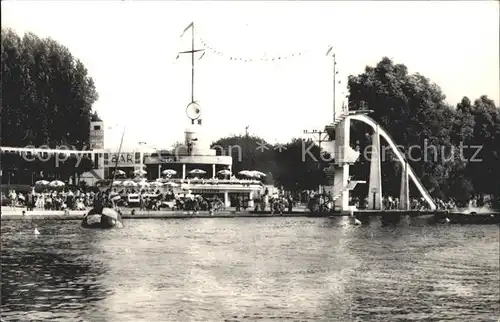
[
  {"left": 287, "top": 194, "right": 293, "bottom": 213},
  {"left": 9, "top": 190, "right": 17, "bottom": 209},
  {"left": 27, "top": 188, "right": 34, "bottom": 211},
  {"left": 139, "top": 192, "right": 145, "bottom": 210},
  {"left": 235, "top": 195, "right": 241, "bottom": 212}
]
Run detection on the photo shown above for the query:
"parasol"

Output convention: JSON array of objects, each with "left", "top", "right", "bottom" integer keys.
[
  {"left": 189, "top": 169, "right": 206, "bottom": 175},
  {"left": 35, "top": 180, "right": 50, "bottom": 186},
  {"left": 133, "top": 169, "right": 147, "bottom": 175},
  {"left": 238, "top": 170, "right": 254, "bottom": 177},
  {"left": 49, "top": 180, "right": 65, "bottom": 187},
  {"left": 122, "top": 180, "right": 137, "bottom": 187},
  {"left": 251, "top": 170, "right": 266, "bottom": 178},
  {"left": 217, "top": 169, "right": 232, "bottom": 176},
  {"left": 139, "top": 181, "right": 150, "bottom": 187}
]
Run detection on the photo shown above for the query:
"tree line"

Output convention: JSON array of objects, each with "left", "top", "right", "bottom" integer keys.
[
  {"left": 1, "top": 28, "right": 98, "bottom": 182},
  {"left": 1, "top": 28, "right": 498, "bottom": 204}
]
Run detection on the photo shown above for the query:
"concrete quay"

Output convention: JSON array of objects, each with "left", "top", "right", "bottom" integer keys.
[
  {"left": 0, "top": 207, "right": 312, "bottom": 220},
  {"left": 350, "top": 210, "right": 500, "bottom": 225},
  {"left": 1, "top": 208, "right": 498, "bottom": 224}
]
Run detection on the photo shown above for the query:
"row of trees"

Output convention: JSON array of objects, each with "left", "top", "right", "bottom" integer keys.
[
  {"left": 210, "top": 135, "right": 328, "bottom": 189},
  {"left": 212, "top": 57, "right": 499, "bottom": 204},
  {"left": 1, "top": 28, "right": 98, "bottom": 182},
  {"left": 348, "top": 58, "right": 499, "bottom": 202}
]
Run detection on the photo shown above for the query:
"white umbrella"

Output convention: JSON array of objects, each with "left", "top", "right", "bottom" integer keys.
[
  {"left": 217, "top": 169, "right": 232, "bottom": 176},
  {"left": 112, "top": 180, "right": 122, "bottom": 186},
  {"left": 49, "top": 180, "right": 65, "bottom": 187},
  {"left": 189, "top": 169, "right": 206, "bottom": 175},
  {"left": 251, "top": 170, "right": 266, "bottom": 178},
  {"left": 162, "top": 169, "right": 177, "bottom": 175},
  {"left": 134, "top": 169, "right": 147, "bottom": 175},
  {"left": 113, "top": 170, "right": 126, "bottom": 176},
  {"left": 123, "top": 180, "right": 137, "bottom": 187},
  {"left": 164, "top": 181, "right": 179, "bottom": 187},
  {"left": 35, "top": 180, "right": 50, "bottom": 185},
  {"left": 238, "top": 170, "right": 254, "bottom": 177}
]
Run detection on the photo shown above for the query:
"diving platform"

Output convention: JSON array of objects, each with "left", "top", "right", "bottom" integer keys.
[{"left": 325, "top": 110, "right": 374, "bottom": 130}]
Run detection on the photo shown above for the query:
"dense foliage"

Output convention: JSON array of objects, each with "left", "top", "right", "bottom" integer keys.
[
  {"left": 1, "top": 28, "right": 98, "bottom": 182},
  {"left": 211, "top": 135, "right": 329, "bottom": 190},
  {"left": 214, "top": 57, "right": 499, "bottom": 203},
  {"left": 348, "top": 57, "right": 499, "bottom": 203}
]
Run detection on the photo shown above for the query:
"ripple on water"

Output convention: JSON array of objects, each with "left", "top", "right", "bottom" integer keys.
[{"left": 1, "top": 218, "right": 499, "bottom": 322}]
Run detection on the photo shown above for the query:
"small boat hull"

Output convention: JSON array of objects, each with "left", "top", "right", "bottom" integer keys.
[{"left": 81, "top": 208, "right": 123, "bottom": 229}]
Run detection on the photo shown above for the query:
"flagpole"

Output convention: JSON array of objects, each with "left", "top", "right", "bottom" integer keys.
[
  {"left": 191, "top": 23, "right": 195, "bottom": 103},
  {"left": 109, "top": 128, "right": 126, "bottom": 191},
  {"left": 333, "top": 53, "right": 336, "bottom": 122},
  {"left": 179, "top": 22, "right": 204, "bottom": 105}
]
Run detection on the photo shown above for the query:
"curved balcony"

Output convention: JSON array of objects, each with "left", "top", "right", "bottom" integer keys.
[{"left": 144, "top": 154, "right": 232, "bottom": 166}]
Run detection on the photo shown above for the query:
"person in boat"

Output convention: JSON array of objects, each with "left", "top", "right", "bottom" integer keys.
[{"left": 92, "top": 192, "right": 105, "bottom": 214}]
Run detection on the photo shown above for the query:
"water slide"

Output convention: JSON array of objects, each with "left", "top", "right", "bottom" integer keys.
[{"left": 347, "top": 114, "right": 437, "bottom": 210}]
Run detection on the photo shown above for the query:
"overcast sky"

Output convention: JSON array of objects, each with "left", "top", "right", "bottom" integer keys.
[{"left": 2, "top": 1, "right": 499, "bottom": 150}]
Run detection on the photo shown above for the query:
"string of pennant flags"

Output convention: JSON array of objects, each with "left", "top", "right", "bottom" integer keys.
[
  {"left": 191, "top": 39, "right": 343, "bottom": 85},
  {"left": 196, "top": 36, "right": 309, "bottom": 62},
  {"left": 178, "top": 23, "right": 315, "bottom": 62},
  {"left": 175, "top": 22, "right": 344, "bottom": 85}
]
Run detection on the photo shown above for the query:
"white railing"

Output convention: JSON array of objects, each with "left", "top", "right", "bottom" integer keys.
[{"left": 1, "top": 146, "right": 104, "bottom": 155}]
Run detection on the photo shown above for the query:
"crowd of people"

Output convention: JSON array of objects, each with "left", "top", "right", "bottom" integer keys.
[
  {"left": 350, "top": 195, "right": 484, "bottom": 211},
  {"left": 6, "top": 188, "right": 93, "bottom": 211},
  {"left": 4, "top": 186, "right": 226, "bottom": 212},
  {"left": 3, "top": 185, "right": 490, "bottom": 213},
  {"left": 297, "top": 189, "right": 485, "bottom": 212},
  {"left": 251, "top": 188, "right": 295, "bottom": 214}
]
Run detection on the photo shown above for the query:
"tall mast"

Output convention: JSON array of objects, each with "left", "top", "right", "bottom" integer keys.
[
  {"left": 191, "top": 23, "right": 195, "bottom": 103},
  {"left": 333, "top": 53, "right": 336, "bottom": 122},
  {"left": 109, "top": 128, "right": 125, "bottom": 190},
  {"left": 326, "top": 46, "right": 337, "bottom": 122},
  {"left": 179, "top": 22, "right": 205, "bottom": 103}
]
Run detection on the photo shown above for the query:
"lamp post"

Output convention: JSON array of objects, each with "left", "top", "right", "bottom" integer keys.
[
  {"left": 138, "top": 142, "right": 147, "bottom": 177},
  {"left": 245, "top": 126, "right": 249, "bottom": 169},
  {"left": 326, "top": 46, "right": 339, "bottom": 122}
]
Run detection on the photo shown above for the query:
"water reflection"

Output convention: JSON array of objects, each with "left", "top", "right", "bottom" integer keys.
[
  {"left": 1, "top": 221, "right": 111, "bottom": 321},
  {"left": 1, "top": 218, "right": 499, "bottom": 321}
]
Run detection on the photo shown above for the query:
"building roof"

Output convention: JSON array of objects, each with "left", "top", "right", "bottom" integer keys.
[{"left": 91, "top": 112, "right": 102, "bottom": 122}]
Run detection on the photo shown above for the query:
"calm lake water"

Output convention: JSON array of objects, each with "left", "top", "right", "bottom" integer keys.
[{"left": 1, "top": 217, "right": 499, "bottom": 322}]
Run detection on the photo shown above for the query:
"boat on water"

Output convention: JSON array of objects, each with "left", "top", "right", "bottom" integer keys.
[{"left": 81, "top": 207, "right": 123, "bottom": 229}]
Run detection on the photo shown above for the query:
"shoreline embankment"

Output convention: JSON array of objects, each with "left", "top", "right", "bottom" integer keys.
[{"left": 1, "top": 208, "right": 499, "bottom": 224}]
